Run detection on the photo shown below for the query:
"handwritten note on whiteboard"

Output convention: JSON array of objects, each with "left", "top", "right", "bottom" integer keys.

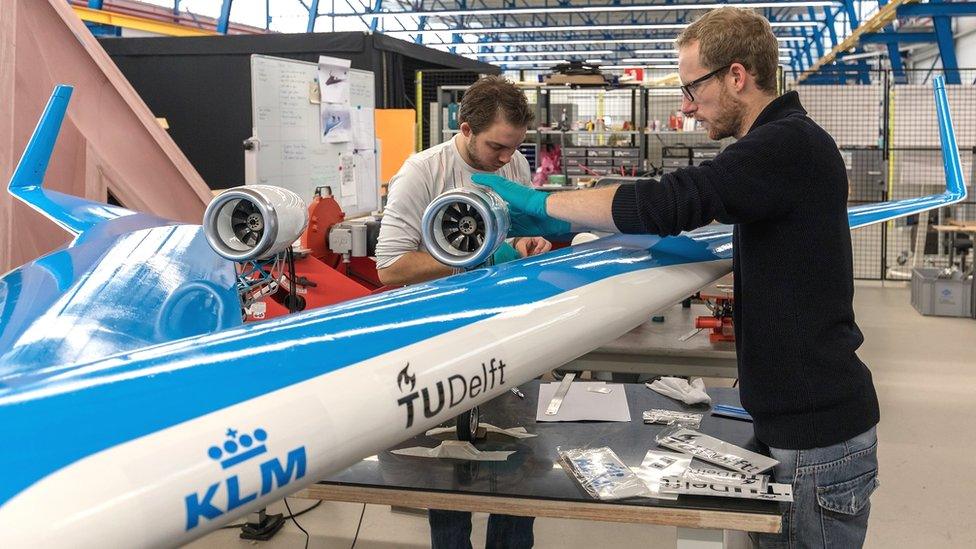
[{"left": 250, "top": 54, "right": 378, "bottom": 216}]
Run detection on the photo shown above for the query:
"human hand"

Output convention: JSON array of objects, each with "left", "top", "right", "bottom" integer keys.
[
  {"left": 471, "top": 174, "right": 549, "bottom": 218},
  {"left": 491, "top": 241, "right": 520, "bottom": 264},
  {"left": 509, "top": 212, "right": 572, "bottom": 238},
  {"left": 514, "top": 236, "right": 552, "bottom": 257}
]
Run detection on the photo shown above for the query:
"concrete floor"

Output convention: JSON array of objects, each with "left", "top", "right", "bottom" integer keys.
[{"left": 187, "top": 282, "right": 976, "bottom": 549}]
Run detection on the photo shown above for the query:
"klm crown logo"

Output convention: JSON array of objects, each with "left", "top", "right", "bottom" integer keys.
[
  {"left": 185, "top": 426, "right": 307, "bottom": 531},
  {"left": 208, "top": 427, "right": 268, "bottom": 469}
]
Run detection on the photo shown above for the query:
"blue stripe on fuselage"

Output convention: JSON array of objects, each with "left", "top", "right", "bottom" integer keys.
[{"left": 0, "top": 229, "right": 730, "bottom": 505}]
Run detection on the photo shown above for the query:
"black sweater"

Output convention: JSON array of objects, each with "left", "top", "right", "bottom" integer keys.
[{"left": 612, "top": 92, "right": 879, "bottom": 450}]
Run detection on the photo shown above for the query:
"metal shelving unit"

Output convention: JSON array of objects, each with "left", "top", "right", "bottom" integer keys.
[{"left": 435, "top": 83, "right": 716, "bottom": 183}]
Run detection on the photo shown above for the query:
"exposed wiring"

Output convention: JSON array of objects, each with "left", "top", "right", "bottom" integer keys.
[
  {"left": 350, "top": 503, "right": 367, "bottom": 549},
  {"left": 286, "top": 248, "right": 298, "bottom": 314},
  {"left": 283, "top": 497, "right": 310, "bottom": 549}
]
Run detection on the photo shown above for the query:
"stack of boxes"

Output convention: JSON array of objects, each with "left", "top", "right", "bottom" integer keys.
[
  {"left": 661, "top": 144, "right": 720, "bottom": 175},
  {"left": 564, "top": 147, "right": 641, "bottom": 177}
]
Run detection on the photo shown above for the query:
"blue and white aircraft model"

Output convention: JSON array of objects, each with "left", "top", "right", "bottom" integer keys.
[{"left": 0, "top": 78, "right": 966, "bottom": 547}]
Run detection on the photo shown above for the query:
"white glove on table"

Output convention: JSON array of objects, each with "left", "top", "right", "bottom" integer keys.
[{"left": 646, "top": 377, "right": 712, "bottom": 405}]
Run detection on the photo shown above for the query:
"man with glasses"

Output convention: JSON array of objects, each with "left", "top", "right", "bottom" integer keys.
[{"left": 474, "top": 7, "right": 879, "bottom": 548}]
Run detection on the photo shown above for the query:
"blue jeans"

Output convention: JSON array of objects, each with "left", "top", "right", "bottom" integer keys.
[
  {"left": 429, "top": 509, "right": 534, "bottom": 549},
  {"left": 751, "top": 426, "right": 880, "bottom": 549}
]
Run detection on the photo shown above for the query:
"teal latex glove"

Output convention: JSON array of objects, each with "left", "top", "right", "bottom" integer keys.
[
  {"left": 491, "top": 241, "right": 520, "bottom": 264},
  {"left": 472, "top": 173, "right": 549, "bottom": 217},
  {"left": 510, "top": 212, "right": 571, "bottom": 238},
  {"left": 471, "top": 174, "right": 571, "bottom": 237}
]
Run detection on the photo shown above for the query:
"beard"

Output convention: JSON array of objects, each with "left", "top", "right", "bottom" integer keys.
[
  {"left": 465, "top": 137, "right": 498, "bottom": 172},
  {"left": 705, "top": 83, "right": 746, "bottom": 140}
]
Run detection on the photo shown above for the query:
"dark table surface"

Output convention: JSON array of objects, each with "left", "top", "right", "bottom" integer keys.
[{"left": 321, "top": 380, "right": 779, "bottom": 518}]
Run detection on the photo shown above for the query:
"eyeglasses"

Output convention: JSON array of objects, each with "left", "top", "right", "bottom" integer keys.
[{"left": 680, "top": 64, "right": 731, "bottom": 102}]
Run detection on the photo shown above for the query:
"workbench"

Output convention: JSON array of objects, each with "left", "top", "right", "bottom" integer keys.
[{"left": 296, "top": 381, "right": 780, "bottom": 549}]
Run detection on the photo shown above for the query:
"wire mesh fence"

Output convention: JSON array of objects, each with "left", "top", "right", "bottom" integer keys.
[
  {"left": 426, "top": 70, "right": 973, "bottom": 279},
  {"left": 791, "top": 69, "right": 976, "bottom": 280}
]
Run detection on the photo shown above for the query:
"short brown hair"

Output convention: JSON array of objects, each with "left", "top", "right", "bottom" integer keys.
[
  {"left": 459, "top": 76, "right": 534, "bottom": 133},
  {"left": 676, "top": 7, "right": 779, "bottom": 94}
]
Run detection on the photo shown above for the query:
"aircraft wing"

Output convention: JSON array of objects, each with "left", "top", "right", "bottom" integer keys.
[
  {"left": 0, "top": 85, "right": 243, "bottom": 382},
  {"left": 0, "top": 78, "right": 965, "bottom": 547},
  {"left": 846, "top": 77, "right": 967, "bottom": 229}
]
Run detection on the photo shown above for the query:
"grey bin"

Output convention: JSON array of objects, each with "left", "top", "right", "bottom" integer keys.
[{"left": 910, "top": 267, "right": 973, "bottom": 318}]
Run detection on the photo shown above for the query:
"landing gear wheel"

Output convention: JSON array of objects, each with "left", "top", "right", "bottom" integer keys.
[{"left": 456, "top": 406, "right": 480, "bottom": 442}]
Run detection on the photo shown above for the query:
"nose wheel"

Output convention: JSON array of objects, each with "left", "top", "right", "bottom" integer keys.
[{"left": 455, "top": 405, "right": 480, "bottom": 442}]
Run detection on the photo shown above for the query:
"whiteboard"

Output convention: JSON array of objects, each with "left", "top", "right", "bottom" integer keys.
[{"left": 249, "top": 54, "right": 378, "bottom": 216}]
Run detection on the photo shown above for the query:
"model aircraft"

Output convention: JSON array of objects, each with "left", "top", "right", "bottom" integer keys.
[{"left": 0, "top": 77, "right": 966, "bottom": 547}]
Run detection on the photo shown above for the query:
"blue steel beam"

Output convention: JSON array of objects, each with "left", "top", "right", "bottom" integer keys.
[
  {"left": 875, "top": 0, "right": 905, "bottom": 82},
  {"left": 370, "top": 0, "right": 383, "bottom": 31},
  {"left": 860, "top": 31, "right": 936, "bottom": 44},
  {"left": 823, "top": 6, "right": 837, "bottom": 47},
  {"left": 898, "top": 3, "right": 976, "bottom": 17},
  {"left": 306, "top": 0, "right": 319, "bottom": 32},
  {"left": 931, "top": 0, "right": 961, "bottom": 84},
  {"left": 806, "top": 7, "right": 825, "bottom": 58},
  {"left": 839, "top": 0, "right": 869, "bottom": 84},
  {"left": 217, "top": 0, "right": 233, "bottom": 34}
]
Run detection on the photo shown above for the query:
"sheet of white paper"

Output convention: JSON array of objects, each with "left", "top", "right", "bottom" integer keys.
[
  {"left": 321, "top": 104, "right": 351, "bottom": 143},
  {"left": 536, "top": 382, "right": 631, "bottom": 422},
  {"left": 353, "top": 150, "right": 376, "bottom": 206},
  {"left": 391, "top": 441, "right": 514, "bottom": 461},
  {"left": 318, "top": 55, "right": 351, "bottom": 104},
  {"left": 425, "top": 423, "right": 538, "bottom": 439},
  {"left": 351, "top": 106, "right": 375, "bottom": 150},
  {"left": 339, "top": 153, "right": 356, "bottom": 198}
]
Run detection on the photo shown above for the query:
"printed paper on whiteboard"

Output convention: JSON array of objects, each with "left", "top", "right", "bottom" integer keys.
[
  {"left": 339, "top": 153, "right": 356, "bottom": 198},
  {"left": 321, "top": 104, "right": 351, "bottom": 143},
  {"left": 352, "top": 107, "right": 375, "bottom": 150},
  {"left": 318, "top": 55, "right": 351, "bottom": 104},
  {"left": 354, "top": 151, "right": 378, "bottom": 214}
]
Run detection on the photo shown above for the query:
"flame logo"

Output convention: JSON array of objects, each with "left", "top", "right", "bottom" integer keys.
[{"left": 397, "top": 363, "right": 416, "bottom": 393}]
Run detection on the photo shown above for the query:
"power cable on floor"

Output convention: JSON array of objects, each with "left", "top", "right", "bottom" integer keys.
[
  {"left": 283, "top": 497, "right": 310, "bottom": 549},
  {"left": 350, "top": 503, "right": 367, "bottom": 549}
]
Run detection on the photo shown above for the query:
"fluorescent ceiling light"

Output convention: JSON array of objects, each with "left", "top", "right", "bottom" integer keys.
[
  {"left": 388, "top": 21, "right": 818, "bottom": 36},
  {"left": 467, "top": 50, "right": 615, "bottom": 58},
  {"left": 599, "top": 64, "right": 678, "bottom": 70},
  {"left": 432, "top": 39, "right": 677, "bottom": 49},
  {"left": 632, "top": 49, "right": 680, "bottom": 55},
  {"left": 498, "top": 60, "right": 566, "bottom": 66},
  {"left": 622, "top": 57, "right": 794, "bottom": 63},
  {"left": 428, "top": 36, "right": 800, "bottom": 49},
  {"left": 497, "top": 59, "right": 606, "bottom": 66},
  {"left": 341, "top": 2, "right": 837, "bottom": 19},
  {"left": 633, "top": 48, "right": 793, "bottom": 54}
]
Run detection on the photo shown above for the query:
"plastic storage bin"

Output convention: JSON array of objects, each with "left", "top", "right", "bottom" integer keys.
[{"left": 910, "top": 267, "right": 973, "bottom": 317}]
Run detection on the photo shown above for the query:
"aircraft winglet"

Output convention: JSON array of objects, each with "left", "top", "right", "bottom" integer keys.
[
  {"left": 8, "top": 85, "right": 73, "bottom": 191},
  {"left": 847, "top": 75, "right": 968, "bottom": 229},
  {"left": 934, "top": 77, "right": 966, "bottom": 200},
  {"left": 8, "top": 85, "right": 136, "bottom": 237}
]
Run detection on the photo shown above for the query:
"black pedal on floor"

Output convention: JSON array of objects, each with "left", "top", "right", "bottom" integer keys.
[{"left": 239, "top": 508, "right": 286, "bottom": 541}]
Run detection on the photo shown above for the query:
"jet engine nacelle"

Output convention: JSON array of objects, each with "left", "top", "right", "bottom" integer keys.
[
  {"left": 203, "top": 185, "right": 309, "bottom": 261},
  {"left": 421, "top": 186, "right": 510, "bottom": 269}
]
